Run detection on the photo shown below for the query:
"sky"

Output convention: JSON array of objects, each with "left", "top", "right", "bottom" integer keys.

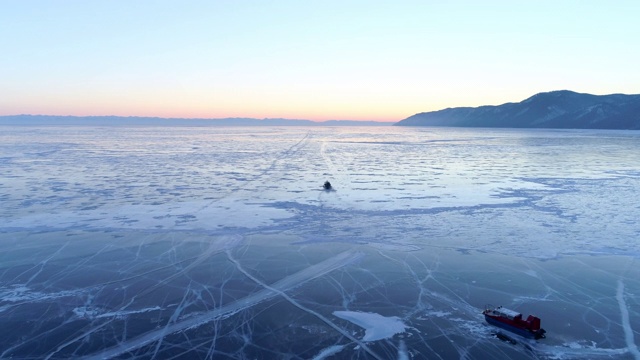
[{"left": 1, "top": 1, "right": 639, "bottom": 122}]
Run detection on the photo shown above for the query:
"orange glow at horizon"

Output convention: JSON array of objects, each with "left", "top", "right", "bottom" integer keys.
[
  {"left": 1, "top": 91, "right": 451, "bottom": 122},
  {"left": 1, "top": 102, "right": 411, "bottom": 122}
]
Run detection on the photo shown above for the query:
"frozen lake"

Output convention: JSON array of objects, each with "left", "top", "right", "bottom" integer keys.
[{"left": 1, "top": 125, "right": 639, "bottom": 359}]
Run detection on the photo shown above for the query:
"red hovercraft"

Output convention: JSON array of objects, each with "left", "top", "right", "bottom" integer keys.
[{"left": 483, "top": 305, "right": 546, "bottom": 339}]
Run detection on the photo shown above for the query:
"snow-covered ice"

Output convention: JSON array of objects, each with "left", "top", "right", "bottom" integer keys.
[{"left": 0, "top": 125, "right": 639, "bottom": 359}]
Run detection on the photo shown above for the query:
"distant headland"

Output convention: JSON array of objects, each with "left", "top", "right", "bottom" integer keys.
[{"left": 395, "top": 90, "right": 640, "bottom": 130}]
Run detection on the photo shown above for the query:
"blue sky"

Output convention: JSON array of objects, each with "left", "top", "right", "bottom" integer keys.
[{"left": 1, "top": 1, "right": 639, "bottom": 121}]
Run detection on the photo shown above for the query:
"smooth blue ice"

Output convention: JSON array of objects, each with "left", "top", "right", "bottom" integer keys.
[{"left": 0, "top": 126, "right": 638, "bottom": 359}]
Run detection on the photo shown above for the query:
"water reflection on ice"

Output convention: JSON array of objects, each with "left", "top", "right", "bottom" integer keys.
[{"left": 0, "top": 126, "right": 639, "bottom": 359}]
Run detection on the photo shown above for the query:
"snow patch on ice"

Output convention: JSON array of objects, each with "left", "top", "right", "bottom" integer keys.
[{"left": 333, "top": 311, "right": 407, "bottom": 341}]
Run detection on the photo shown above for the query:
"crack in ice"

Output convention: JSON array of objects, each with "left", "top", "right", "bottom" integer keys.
[
  {"left": 226, "top": 249, "right": 383, "bottom": 360},
  {"left": 617, "top": 280, "right": 640, "bottom": 360},
  {"left": 81, "top": 250, "right": 363, "bottom": 359}
]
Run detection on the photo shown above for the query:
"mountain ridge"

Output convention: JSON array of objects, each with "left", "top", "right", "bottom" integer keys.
[{"left": 395, "top": 90, "right": 640, "bottom": 129}]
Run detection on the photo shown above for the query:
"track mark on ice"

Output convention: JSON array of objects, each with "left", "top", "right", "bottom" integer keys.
[{"left": 195, "top": 131, "right": 311, "bottom": 213}]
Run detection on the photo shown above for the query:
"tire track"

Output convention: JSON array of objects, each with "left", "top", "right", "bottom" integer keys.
[{"left": 196, "top": 131, "right": 311, "bottom": 213}]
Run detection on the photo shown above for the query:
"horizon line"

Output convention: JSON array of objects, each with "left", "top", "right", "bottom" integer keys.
[{"left": 0, "top": 114, "right": 398, "bottom": 124}]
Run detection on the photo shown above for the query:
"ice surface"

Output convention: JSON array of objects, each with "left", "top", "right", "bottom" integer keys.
[
  {"left": 86, "top": 250, "right": 363, "bottom": 359},
  {"left": 1, "top": 126, "right": 639, "bottom": 359}
]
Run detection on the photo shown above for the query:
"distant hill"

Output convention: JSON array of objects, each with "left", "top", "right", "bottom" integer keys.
[
  {"left": 0, "top": 115, "right": 393, "bottom": 127},
  {"left": 395, "top": 90, "right": 640, "bottom": 129}
]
